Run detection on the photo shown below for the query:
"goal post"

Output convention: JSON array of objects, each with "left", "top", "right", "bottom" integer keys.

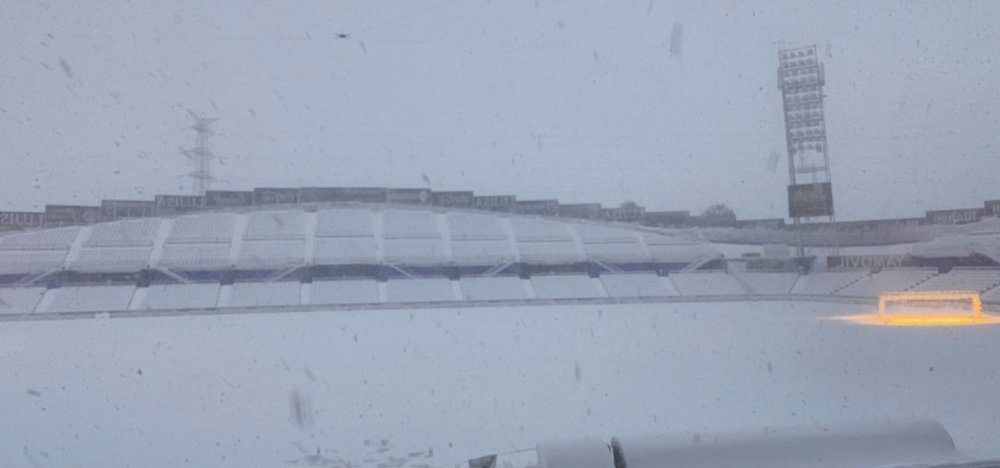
[{"left": 878, "top": 291, "right": 983, "bottom": 319}]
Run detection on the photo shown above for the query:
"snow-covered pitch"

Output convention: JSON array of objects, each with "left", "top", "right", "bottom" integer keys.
[{"left": 2, "top": 299, "right": 999, "bottom": 468}]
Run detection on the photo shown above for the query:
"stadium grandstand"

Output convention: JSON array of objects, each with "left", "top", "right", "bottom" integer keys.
[
  {"left": 3, "top": 187, "right": 1000, "bottom": 468},
  {"left": 1, "top": 185, "right": 999, "bottom": 319}
]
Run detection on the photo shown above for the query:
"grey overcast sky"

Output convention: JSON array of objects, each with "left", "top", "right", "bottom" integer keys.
[{"left": 1, "top": 0, "right": 998, "bottom": 221}]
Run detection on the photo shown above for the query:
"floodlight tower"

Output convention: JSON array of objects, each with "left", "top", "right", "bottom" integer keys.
[
  {"left": 778, "top": 45, "right": 837, "bottom": 256},
  {"left": 181, "top": 110, "right": 217, "bottom": 196}
]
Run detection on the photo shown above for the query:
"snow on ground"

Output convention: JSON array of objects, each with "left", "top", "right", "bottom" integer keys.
[{"left": 2, "top": 300, "right": 1000, "bottom": 467}]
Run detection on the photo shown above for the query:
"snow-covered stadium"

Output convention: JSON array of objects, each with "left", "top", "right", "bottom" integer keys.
[
  {"left": 9, "top": 0, "right": 1000, "bottom": 464},
  {"left": 2, "top": 190, "right": 1000, "bottom": 468}
]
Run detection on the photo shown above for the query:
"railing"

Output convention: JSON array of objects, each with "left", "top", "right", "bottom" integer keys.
[{"left": 7, "top": 291, "right": 999, "bottom": 323}]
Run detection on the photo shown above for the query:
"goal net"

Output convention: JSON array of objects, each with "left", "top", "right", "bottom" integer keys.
[{"left": 878, "top": 291, "right": 983, "bottom": 321}]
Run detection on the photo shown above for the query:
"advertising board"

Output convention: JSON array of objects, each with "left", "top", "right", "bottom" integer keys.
[
  {"left": 788, "top": 182, "right": 834, "bottom": 218},
  {"left": 926, "top": 208, "right": 983, "bottom": 225},
  {"left": 101, "top": 199, "right": 156, "bottom": 220},
  {"left": 828, "top": 254, "right": 912, "bottom": 270},
  {"left": 984, "top": 200, "right": 1000, "bottom": 217},
  {"left": 837, "top": 217, "right": 927, "bottom": 232},
  {"left": 329, "top": 187, "right": 388, "bottom": 203},
  {"left": 602, "top": 207, "right": 645, "bottom": 222},
  {"left": 297, "top": 187, "right": 339, "bottom": 203},
  {"left": 641, "top": 211, "right": 691, "bottom": 227},
  {"left": 869, "top": 217, "right": 926, "bottom": 231},
  {"left": 473, "top": 195, "right": 516, "bottom": 212},
  {"left": 517, "top": 199, "right": 559, "bottom": 216},
  {"left": 737, "top": 218, "right": 785, "bottom": 230},
  {"left": 387, "top": 188, "right": 431, "bottom": 205},
  {"left": 0, "top": 211, "right": 45, "bottom": 229},
  {"left": 44, "top": 205, "right": 101, "bottom": 226},
  {"left": 154, "top": 195, "right": 205, "bottom": 215},
  {"left": 205, "top": 190, "right": 253, "bottom": 208},
  {"left": 253, "top": 187, "right": 299, "bottom": 205},
  {"left": 432, "top": 191, "right": 474, "bottom": 208},
  {"left": 558, "top": 203, "right": 602, "bottom": 219},
  {"left": 746, "top": 257, "right": 798, "bottom": 272}
]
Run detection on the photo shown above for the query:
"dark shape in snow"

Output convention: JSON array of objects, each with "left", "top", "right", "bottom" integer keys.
[
  {"left": 58, "top": 58, "right": 74, "bottom": 78},
  {"left": 289, "top": 390, "right": 314, "bottom": 428},
  {"left": 670, "top": 22, "right": 684, "bottom": 57}
]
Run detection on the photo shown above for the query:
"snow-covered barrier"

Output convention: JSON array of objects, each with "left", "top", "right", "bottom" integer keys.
[{"left": 529, "top": 420, "right": 971, "bottom": 468}]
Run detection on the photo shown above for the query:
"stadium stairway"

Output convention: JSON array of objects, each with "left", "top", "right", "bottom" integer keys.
[{"left": 829, "top": 272, "right": 871, "bottom": 295}]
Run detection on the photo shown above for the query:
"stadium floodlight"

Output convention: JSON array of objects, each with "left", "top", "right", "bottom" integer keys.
[{"left": 778, "top": 44, "right": 837, "bottom": 256}]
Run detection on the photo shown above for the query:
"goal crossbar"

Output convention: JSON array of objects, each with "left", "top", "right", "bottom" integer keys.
[{"left": 878, "top": 290, "right": 983, "bottom": 318}]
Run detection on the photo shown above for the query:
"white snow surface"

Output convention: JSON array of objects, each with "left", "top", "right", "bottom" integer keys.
[{"left": 2, "top": 300, "right": 1000, "bottom": 467}]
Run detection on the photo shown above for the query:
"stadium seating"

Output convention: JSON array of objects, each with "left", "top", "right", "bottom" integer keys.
[
  {"left": 643, "top": 232, "right": 717, "bottom": 263},
  {"left": 167, "top": 213, "right": 236, "bottom": 243},
  {"left": 600, "top": 273, "right": 678, "bottom": 298},
  {"left": 229, "top": 281, "right": 301, "bottom": 307},
  {"left": 47, "top": 285, "right": 136, "bottom": 312},
  {"left": 641, "top": 231, "right": 695, "bottom": 246},
  {"left": 510, "top": 218, "right": 573, "bottom": 241},
  {"left": 835, "top": 268, "right": 938, "bottom": 297},
  {"left": 71, "top": 247, "right": 152, "bottom": 272},
  {"left": 70, "top": 220, "right": 161, "bottom": 272},
  {"left": 312, "top": 208, "right": 378, "bottom": 265},
  {"left": 576, "top": 225, "right": 640, "bottom": 243},
  {"left": 450, "top": 239, "right": 514, "bottom": 265},
  {"left": 516, "top": 240, "right": 584, "bottom": 263},
  {"left": 244, "top": 211, "right": 304, "bottom": 240},
  {"left": 577, "top": 224, "right": 651, "bottom": 262},
  {"left": 142, "top": 283, "right": 220, "bottom": 310},
  {"left": 0, "top": 225, "right": 76, "bottom": 274},
  {"left": 380, "top": 210, "right": 447, "bottom": 264},
  {"left": 85, "top": 219, "right": 161, "bottom": 247},
  {"left": 582, "top": 242, "right": 652, "bottom": 263},
  {"left": 447, "top": 213, "right": 507, "bottom": 240},
  {"left": 385, "top": 278, "right": 455, "bottom": 302},
  {"left": 310, "top": 279, "right": 380, "bottom": 305},
  {"left": 237, "top": 240, "right": 304, "bottom": 268},
  {"left": 646, "top": 243, "right": 716, "bottom": 263},
  {"left": 448, "top": 213, "right": 512, "bottom": 264},
  {"left": 790, "top": 271, "right": 868, "bottom": 295},
  {"left": 739, "top": 272, "right": 800, "bottom": 295},
  {"left": 0, "top": 227, "right": 79, "bottom": 250},
  {"left": 313, "top": 237, "right": 378, "bottom": 265},
  {"left": 158, "top": 243, "right": 232, "bottom": 270},
  {"left": 983, "top": 285, "right": 1000, "bottom": 302},
  {"left": 383, "top": 210, "right": 440, "bottom": 239},
  {"left": 912, "top": 268, "right": 1000, "bottom": 293},
  {"left": 11, "top": 190, "right": 1000, "bottom": 321},
  {"left": 531, "top": 274, "right": 603, "bottom": 299},
  {"left": 0, "top": 250, "right": 68, "bottom": 274},
  {"left": 0, "top": 287, "right": 45, "bottom": 314},
  {"left": 382, "top": 238, "right": 447, "bottom": 265},
  {"left": 315, "top": 209, "right": 375, "bottom": 237},
  {"left": 459, "top": 276, "right": 529, "bottom": 301},
  {"left": 669, "top": 271, "right": 747, "bottom": 296}
]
